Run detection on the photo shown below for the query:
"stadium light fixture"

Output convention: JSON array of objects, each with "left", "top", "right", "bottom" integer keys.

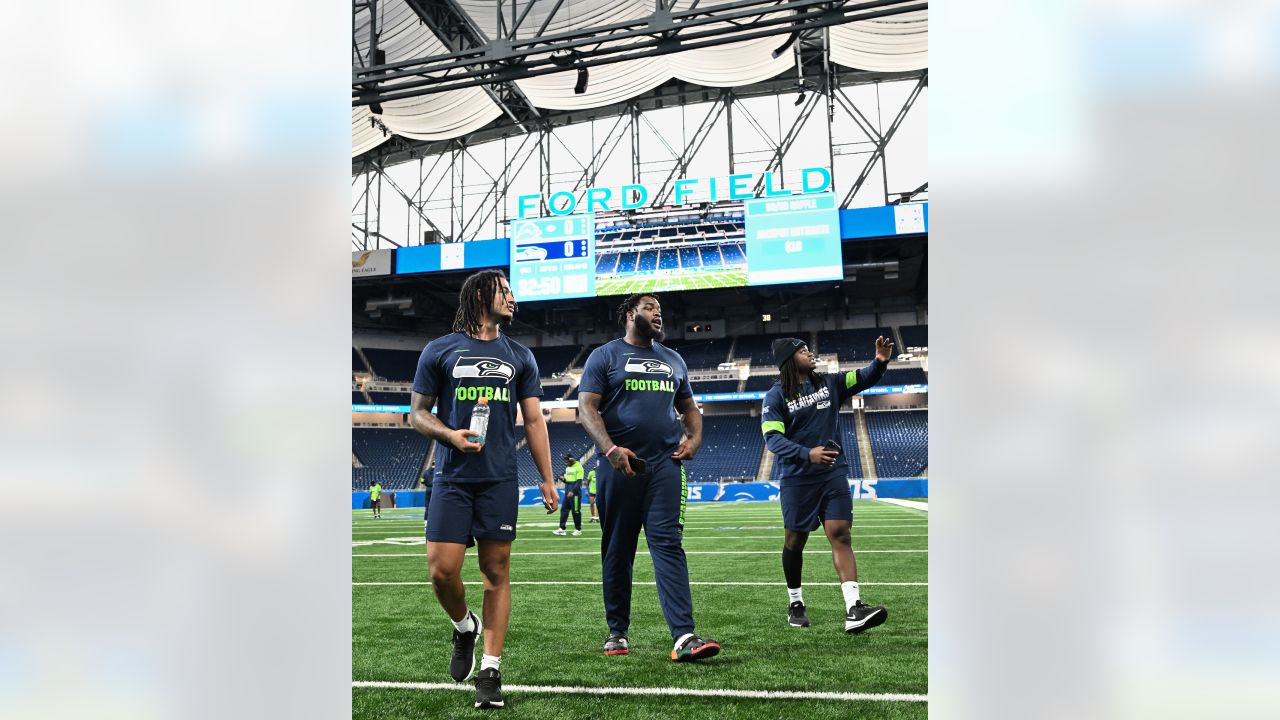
[
  {"left": 771, "top": 32, "right": 798, "bottom": 59},
  {"left": 574, "top": 67, "right": 589, "bottom": 94}
]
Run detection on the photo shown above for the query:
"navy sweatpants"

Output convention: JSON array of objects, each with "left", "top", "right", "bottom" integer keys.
[{"left": 597, "top": 456, "right": 694, "bottom": 640}]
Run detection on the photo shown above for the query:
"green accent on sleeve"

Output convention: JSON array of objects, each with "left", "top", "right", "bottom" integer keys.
[
  {"left": 845, "top": 370, "right": 859, "bottom": 389},
  {"left": 761, "top": 420, "right": 786, "bottom": 435}
]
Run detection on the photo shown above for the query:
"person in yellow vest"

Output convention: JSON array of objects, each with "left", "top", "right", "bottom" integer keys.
[
  {"left": 553, "top": 455, "right": 585, "bottom": 536},
  {"left": 586, "top": 461, "right": 600, "bottom": 523},
  {"left": 369, "top": 481, "right": 383, "bottom": 519}
]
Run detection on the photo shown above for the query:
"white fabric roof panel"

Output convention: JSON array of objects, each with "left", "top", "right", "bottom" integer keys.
[
  {"left": 829, "top": 10, "right": 928, "bottom": 73},
  {"left": 353, "top": 0, "right": 927, "bottom": 156}
]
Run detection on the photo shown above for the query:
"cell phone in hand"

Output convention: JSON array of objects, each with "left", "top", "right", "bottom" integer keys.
[
  {"left": 629, "top": 456, "right": 648, "bottom": 474},
  {"left": 823, "top": 440, "right": 842, "bottom": 455}
]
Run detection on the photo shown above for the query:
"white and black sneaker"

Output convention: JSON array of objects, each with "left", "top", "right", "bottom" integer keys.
[
  {"left": 844, "top": 601, "right": 887, "bottom": 634},
  {"left": 603, "top": 632, "right": 629, "bottom": 655},
  {"left": 449, "top": 611, "right": 483, "bottom": 682},
  {"left": 474, "top": 667, "right": 505, "bottom": 709},
  {"left": 787, "top": 601, "right": 810, "bottom": 627},
  {"left": 552, "top": 528, "right": 567, "bottom": 536}
]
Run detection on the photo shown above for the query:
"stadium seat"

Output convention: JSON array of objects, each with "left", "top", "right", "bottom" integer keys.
[
  {"left": 529, "top": 345, "right": 581, "bottom": 377},
  {"left": 368, "top": 391, "right": 410, "bottom": 406},
  {"left": 685, "top": 415, "right": 764, "bottom": 482},
  {"left": 352, "top": 428, "right": 430, "bottom": 490},
  {"left": 664, "top": 337, "right": 730, "bottom": 370},
  {"left": 899, "top": 324, "right": 928, "bottom": 349},
  {"left": 691, "top": 378, "right": 740, "bottom": 394},
  {"left": 362, "top": 348, "right": 421, "bottom": 382},
  {"left": 865, "top": 410, "right": 928, "bottom": 478},
  {"left": 352, "top": 390, "right": 367, "bottom": 405},
  {"left": 733, "top": 332, "right": 801, "bottom": 366},
  {"left": 743, "top": 374, "right": 777, "bottom": 392},
  {"left": 816, "top": 328, "right": 895, "bottom": 362}
]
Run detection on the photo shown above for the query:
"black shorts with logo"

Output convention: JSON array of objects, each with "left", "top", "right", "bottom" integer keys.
[{"left": 426, "top": 479, "right": 520, "bottom": 544}]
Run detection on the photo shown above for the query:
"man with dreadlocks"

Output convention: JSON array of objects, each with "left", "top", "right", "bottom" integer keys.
[
  {"left": 409, "top": 269, "right": 559, "bottom": 710},
  {"left": 577, "top": 293, "right": 720, "bottom": 662},
  {"left": 761, "top": 336, "right": 894, "bottom": 634}
]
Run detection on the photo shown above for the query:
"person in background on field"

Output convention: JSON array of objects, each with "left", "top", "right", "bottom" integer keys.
[
  {"left": 554, "top": 455, "right": 585, "bottom": 536},
  {"left": 369, "top": 480, "right": 383, "bottom": 519}
]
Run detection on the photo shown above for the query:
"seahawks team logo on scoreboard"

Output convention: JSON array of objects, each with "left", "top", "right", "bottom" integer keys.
[
  {"left": 624, "top": 358, "right": 673, "bottom": 378},
  {"left": 452, "top": 357, "right": 516, "bottom": 383}
]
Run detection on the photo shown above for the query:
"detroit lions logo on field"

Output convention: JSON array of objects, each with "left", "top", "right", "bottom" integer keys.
[
  {"left": 452, "top": 356, "right": 516, "bottom": 383},
  {"left": 624, "top": 358, "right": 673, "bottom": 378}
]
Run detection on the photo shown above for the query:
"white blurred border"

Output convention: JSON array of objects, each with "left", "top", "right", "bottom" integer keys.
[
  {"left": 933, "top": 1, "right": 1280, "bottom": 718},
  {"left": 0, "top": 2, "right": 351, "bottom": 719}
]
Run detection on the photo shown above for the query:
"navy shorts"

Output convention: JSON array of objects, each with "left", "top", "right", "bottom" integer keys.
[
  {"left": 780, "top": 472, "right": 853, "bottom": 532},
  {"left": 426, "top": 480, "right": 519, "bottom": 545}
]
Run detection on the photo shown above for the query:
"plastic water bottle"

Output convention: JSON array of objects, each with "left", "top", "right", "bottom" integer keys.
[{"left": 467, "top": 396, "right": 490, "bottom": 445}]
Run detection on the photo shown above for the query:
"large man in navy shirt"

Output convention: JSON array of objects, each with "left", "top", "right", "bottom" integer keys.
[
  {"left": 762, "top": 336, "right": 893, "bottom": 634},
  {"left": 577, "top": 294, "right": 720, "bottom": 662},
  {"left": 409, "top": 269, "right": 559, "bottom": 710}
]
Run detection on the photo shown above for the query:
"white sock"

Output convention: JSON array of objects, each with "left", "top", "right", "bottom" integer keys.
[
  {"left": 674, "top": 632, "right": 695, "bottom": 649},
  {"left": 451, "top": 611, "right": 475, "bottom": 633},
  {"left": 787, "top": 587, "right": 804, "bottom": 604},
  {"left": 841, "top": 581, "right": 860, "bottom": 609},
  {"left": 481, "top": 655, "right": 501, "bottom": 672}
]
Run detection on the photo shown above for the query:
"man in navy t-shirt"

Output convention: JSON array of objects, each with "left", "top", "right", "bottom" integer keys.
[
  {"left": 761, "top": 336, "right": 893, "bottom": 634},
  {"left": 409, "top": 269, "right": 559, "bottom": 710},
  {"left": 577, "top": 293, "right": 720, "bottom": 663}
]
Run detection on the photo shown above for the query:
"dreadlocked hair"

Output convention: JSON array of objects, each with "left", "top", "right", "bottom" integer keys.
[
  {"left": 616, "top": 293, "right": 659, "bottom": 326},
  {"left": 779, "top": 355, "right": 825, "bottom": 402},
  {"left": 453, "top": 269, "right": 509, "bottom": 337}
]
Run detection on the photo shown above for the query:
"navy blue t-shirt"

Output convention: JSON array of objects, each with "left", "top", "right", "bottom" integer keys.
[
  {"left": 761, "top": 359, "right": 887, "bottom": 485},
  {"left": 578, "top": 338, "right": 693, "bottom": 462},
  {"left": 413, "top": 332, "right": 542, "bottom": 483}
]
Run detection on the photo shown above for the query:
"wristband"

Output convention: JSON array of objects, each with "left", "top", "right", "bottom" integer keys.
[{"left": 605, "top": 445, "right": 618, "bottom": 457}]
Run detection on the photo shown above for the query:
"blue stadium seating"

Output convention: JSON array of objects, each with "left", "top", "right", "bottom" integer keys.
[
  {"left": 362, "top": 348, "right": 421, "bottom": 382},
  {"left": 899, "top": 324, "right": 928, "bottom": 349},
  {"left": 529, "top": 345, "right": 580, "bottom": 377},
  {"left": 769, "top": 412, "right": 864, "bottom": 481},
  {"left": 865, "top": 410, "right": 928, "bottom": 478},
  {"left": 691, "top": 378, "right": 740, "bottom": 394},
  {"left": 636, "top": 249, "right": 658, "bottom": 272},
  {"left": 352, "top": 390, "right": 367, "bottom": 404},
  {"left": 721, "top": 243, "right": 746, "bottom": 264},
  {"left": 686, "top": 415, "right": 764, "bottom": 482},
  {"left": 699, "top": 246, "right": 724, "bottom": 267},
  {"left": 352, "top": 428, "right": 430, "bottom": 490},
  {"left": 879, "top": 367, "right": 928, "bottom": 386},
  {"left": 540, "top": 383, "right": 570, "bottom": 400},
  {"left": 664, "top": 337, "right": 730, "bottom": 370},
  {"left": 572, "top": 343, "right": 604, "bottom": 368},
  {"left": 744, "top": 374, "right": 777, "bottom": 392},
  {"left": 368, "top": 391, "right": 410, "bottom": 406},
  {"left": 679, "top": 247, "right": 700, "bottom": 269},
  {"left": 596, "top": 254, "right": 619, "bottom": 274},
  {"left": 617, "top": 252, "right": 637, "bottom": 273},
  {"left": 734, "top": 332, "right": 800, "bottom": 366},
  {"left": 816, "top": 328, "right": 894, "bottom": 362},
  {"left": 658, "top": 248, "right": 680, "bottom": 270}
]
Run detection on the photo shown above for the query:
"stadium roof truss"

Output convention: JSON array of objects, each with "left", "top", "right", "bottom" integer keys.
[{"left": 352, "top": 0, "right": 927, "bottom": 251}]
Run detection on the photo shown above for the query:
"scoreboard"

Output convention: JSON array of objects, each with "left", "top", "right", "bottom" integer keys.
[
  {"left": 509, "top": 214, "right": 596, "bottom": 301},
  {"left": 743, "top": 192, "right": 843, "bottom": 286}
]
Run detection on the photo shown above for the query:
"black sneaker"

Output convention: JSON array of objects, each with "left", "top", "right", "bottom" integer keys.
[
  {"left": 474, "top": 667, "right": 504, "bottom": 709},
  {"left": 671, "top": 634, "right": 720, "bottom": 662},
  {"left": 603, "top": 631, "right": 629, "bottom": 655},
  {"left": 787, "top": 601, "right": 811, "bottom": 628},
  {"left": 449, "top": 611, "right": 483, "bottom": 682},
  {"left": 844, "top": 600, "right": 888, "bottom": 634}
]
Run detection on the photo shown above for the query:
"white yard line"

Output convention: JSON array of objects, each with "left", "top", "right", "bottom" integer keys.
[
  {"left": 877, "top": 498, "right": 928, "bottom": 511},
  {"left": 353, "top": 581, "right": 927, "bottom": 587},
  {"left": 352, "top": 549, "right": 925, "bottom": 557},
  {"left": 351, "top": 680, "right": 927, "bottom": 703}
]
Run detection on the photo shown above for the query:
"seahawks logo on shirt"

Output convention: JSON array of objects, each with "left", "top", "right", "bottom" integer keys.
[
  {"left": 624, "top": 358, "right": 673, "bottom": 378},
  {"left": 451, "top": 356, "right": 516, "bottom": 383}
]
